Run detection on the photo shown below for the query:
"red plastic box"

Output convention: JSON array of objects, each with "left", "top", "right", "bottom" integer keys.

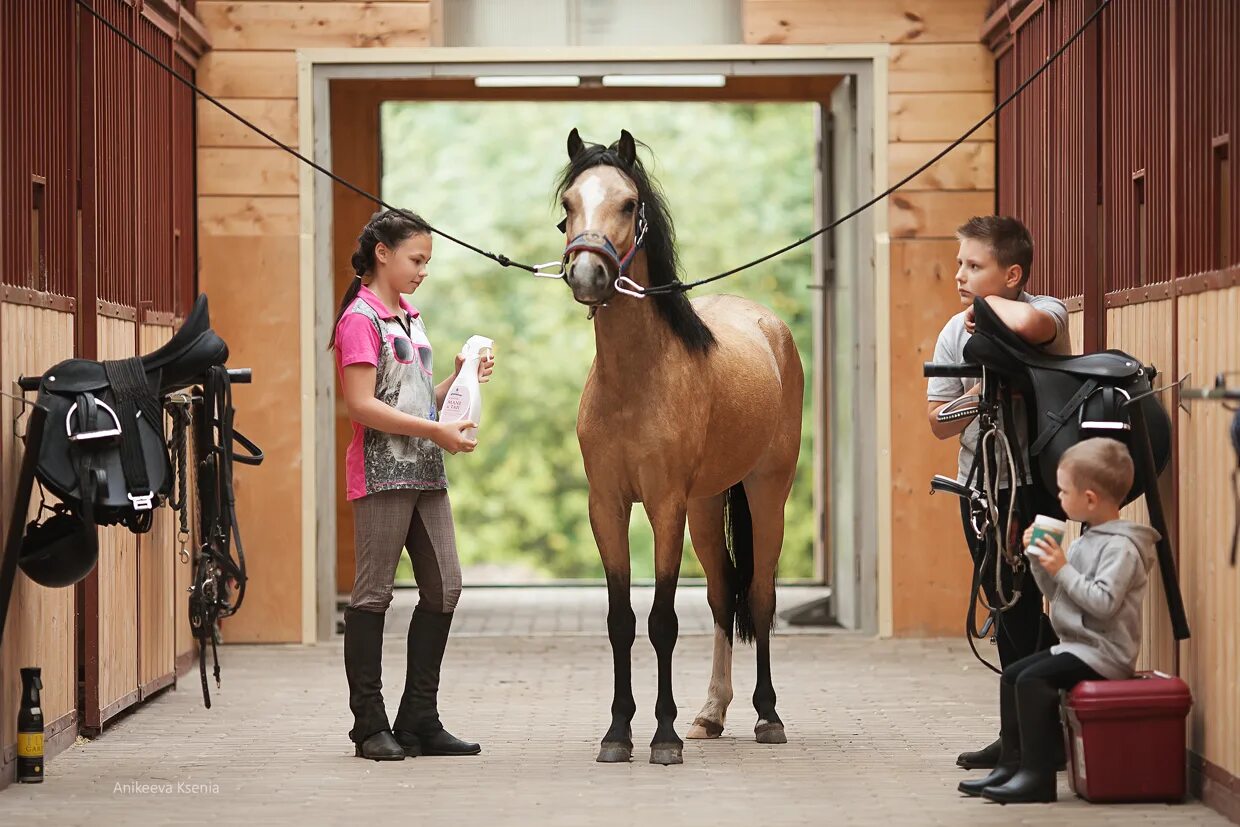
[{"left": 1063, "top": 671, "right": 1193, "bottom": 803}]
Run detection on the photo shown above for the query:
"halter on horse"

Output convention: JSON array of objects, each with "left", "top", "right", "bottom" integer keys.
[{"left": 556, "top": 129, "right": 804, "bottom": 765}]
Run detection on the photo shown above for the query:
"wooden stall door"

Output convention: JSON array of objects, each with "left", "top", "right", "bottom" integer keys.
[{"left": 0, "top": 306, "right": 77, "bottom": 779}]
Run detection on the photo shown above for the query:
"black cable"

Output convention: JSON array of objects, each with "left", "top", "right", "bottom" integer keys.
[{"left": 78, "top": 0, "right": 1110, "bottom": 292}]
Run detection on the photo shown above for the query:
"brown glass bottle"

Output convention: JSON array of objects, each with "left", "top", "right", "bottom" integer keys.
[{"left": 17, "top": 667, "right": 43, "bottom": 783}]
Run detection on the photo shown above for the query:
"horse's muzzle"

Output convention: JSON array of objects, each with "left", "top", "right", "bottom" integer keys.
[{"left": 565, "top": 253, "right": 616, "bottom": 306}]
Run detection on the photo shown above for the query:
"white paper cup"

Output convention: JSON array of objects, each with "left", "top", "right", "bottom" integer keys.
[{"left": 1026, "top": 514, "right": 1067, "bottom": 558}]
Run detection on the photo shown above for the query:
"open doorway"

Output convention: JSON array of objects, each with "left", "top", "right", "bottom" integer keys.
[{"left": 310, "top": 56, "right": 882, "bottom": 639}]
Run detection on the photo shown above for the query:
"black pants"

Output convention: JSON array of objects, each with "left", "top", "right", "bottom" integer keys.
[
  {"left": 1001, "top": 650, "right": 1102, "bottom": 693},
  {"left": 959, "top": 484, "right": 1059, "bottom": 668},
  {"left": 1001, "top": 650, "right": 1102, "bottom": 771}
]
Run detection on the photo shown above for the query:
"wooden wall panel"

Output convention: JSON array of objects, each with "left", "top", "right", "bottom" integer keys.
[
  {"left": 196, "top": 98, "right": 299, "bottom": 149},
  {"left": 197, "top": 148, "right": 299, "bottom": 196},
  {"left": 138, "top": 324, "right": 177, "bottom": 693},
  {"left": 197, "top": 51, "right": 299, "bottom": 99},
  {"left": 745, "top": 0, "right": 995, "bottom": 44},
  {"left": 198, "top": 196, "right": 299, "bottom": 237},
  {"left": 1178, "top": 286, "right": 1240, "bottom": 783},
  {"left": 888, "top": 43, "right": 992, "bottom": 93},
  {"left": 890, "top": 239, "right": 975, "bottom": 635},
  {"left": 0, "top": 305, "right": 76, "bottom": 770},
  {"left": 1106, "top": 301, "right": 1176, "bottom": 675},
  {"left": 890, "top": 191, "right": 994, "bottom": 239},
  {"left": 872, "top": 0, "right": 996, "bottom": 639},
  {"left": 889, "top": 92, "right": 995, "bottom": 141},
  {"left": 196, "top": 2, "right": 431, "bottom": 50},
  {"left": 197, "top": 231, "right": 303, "bottom": 642},
  {"left": 887, "top": 141, "right": 993, "bottom": 191},
  {"left": 1068, "top": 308, "right": 1084, "bottom": 355},
  {"left": 94, "top": 317, "right": 139, "bottom": 720}
]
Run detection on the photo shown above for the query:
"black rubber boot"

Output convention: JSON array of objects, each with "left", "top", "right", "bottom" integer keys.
[
  {"left": 982, "top": 680, "right": 1059, "bottom": 804},
  {"left": 344, "top": 608, "right": 404, "bottom": 761},
  {"left": 956, "top": 736, "right": 1001, "bottom": 770},
  {"left": 392, "top": 606, "right": 481, "bottom": 756},
  {"left": 959, "top": 681, "right": 1019, "bottom": 796}
]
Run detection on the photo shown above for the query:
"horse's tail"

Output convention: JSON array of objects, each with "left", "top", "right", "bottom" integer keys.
[{"left": 724, "top": 482, "right": 756, "bottom": 644}]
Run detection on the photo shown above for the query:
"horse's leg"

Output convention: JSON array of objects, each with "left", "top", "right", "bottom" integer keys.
[
  {"left": 591, "top": 492, "right": 636, "bottom": 763},
  {"left": 685, "top": 494, "right": 734, "bottom": 740},
  {"left": 742, "top": 470, "right": 795, "bottom": 745},
  {"left": 647, "top": 499, "right": 688, "bottom": 764}
]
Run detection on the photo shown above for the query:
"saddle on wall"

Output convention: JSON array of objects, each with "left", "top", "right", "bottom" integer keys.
[{"left": 29, "top": 294, "right": 229, "bottom": 538}]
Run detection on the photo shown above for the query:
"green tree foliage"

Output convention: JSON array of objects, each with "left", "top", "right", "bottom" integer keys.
[{"left": 381, "top": 101, "right": 817, "bottom": 582}]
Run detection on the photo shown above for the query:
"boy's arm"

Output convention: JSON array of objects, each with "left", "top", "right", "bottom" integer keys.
[
  {"left": 981, "top": 296, "right": 1059, "bottom": 347},
  {"left": 926, "top": 321, "right": 977, "bottom": 439},
  {"left": 927, "top": 392, "right": 980, "bottom": 440},
  {"left": 1053, "top": 540, "right": 1143, "bottom": 620},
  {"left": 1027, "top": 551, "right": 1059, "bottom": 599}
]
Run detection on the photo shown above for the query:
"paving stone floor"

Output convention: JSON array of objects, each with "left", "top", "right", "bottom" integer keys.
[{"left": 0, "top": 587, "right": 1226, "bottom": 826}]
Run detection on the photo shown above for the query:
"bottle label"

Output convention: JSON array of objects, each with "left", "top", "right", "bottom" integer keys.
[
  {"left": 441, "top": 387, "right": 467, "bottom": 420},
  {"left": 17, "top": 732, "right": 43, "bottom": 757}
]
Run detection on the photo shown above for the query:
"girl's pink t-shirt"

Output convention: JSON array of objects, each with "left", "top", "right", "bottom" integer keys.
[{"left": 334, "top": 285, "right": 446, "bottom": 500}]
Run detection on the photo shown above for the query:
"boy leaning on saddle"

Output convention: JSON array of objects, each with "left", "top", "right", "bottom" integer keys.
[{"left": 925, "top": 216, "right": 1072, "bottom": 770}]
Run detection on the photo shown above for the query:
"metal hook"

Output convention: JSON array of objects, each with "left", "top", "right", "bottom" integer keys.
[
  {"left": 614, "top": 276, "right": 647, "bottom": 298},
  {"left": 7, "top": 383, "right": 46, "bottom": 439},
  {"left": 531, "top": 261, "right": 565, "bottom": 279},
  {"left": 1122, "top": 373, "right": 1190, "bottom": 409}
]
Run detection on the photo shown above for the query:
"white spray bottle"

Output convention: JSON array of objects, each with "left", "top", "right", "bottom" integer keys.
[{"left": 439, "top": 335, "right": 493, "bottom": 441}]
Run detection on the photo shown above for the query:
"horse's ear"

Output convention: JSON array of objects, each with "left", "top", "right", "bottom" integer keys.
[
  {"left": 567, "top": 128, "right": 585, "bottom": 161},
  {"left": 616, "top": 130, "right": 636, "bottom": 166}
]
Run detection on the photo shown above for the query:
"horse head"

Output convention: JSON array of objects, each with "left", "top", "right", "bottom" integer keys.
[{"left": 556, "top": 128, "right": 651, "bottom": 307}]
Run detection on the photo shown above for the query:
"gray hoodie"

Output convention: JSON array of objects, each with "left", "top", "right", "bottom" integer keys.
[{"left": 1029, "top": 520, "right": 1160, "bottom": 680}]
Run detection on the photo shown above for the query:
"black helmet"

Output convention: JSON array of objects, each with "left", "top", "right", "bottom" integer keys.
[{"left": 19, "top": 506, "right": 99, "bottom": 588}]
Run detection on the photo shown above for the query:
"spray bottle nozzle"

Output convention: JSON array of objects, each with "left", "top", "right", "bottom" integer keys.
[{"left": 462, "top": 335, "right": 495, "bottom": 360}]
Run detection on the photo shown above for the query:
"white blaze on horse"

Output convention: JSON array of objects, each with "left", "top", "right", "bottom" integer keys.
[{"left": 555, "top": 129, "right": 804, "bottom": 765}]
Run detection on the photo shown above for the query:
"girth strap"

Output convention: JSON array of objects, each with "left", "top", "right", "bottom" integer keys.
[
  {"left": 102, "top": 357, "right": 162, "bottom": 513},
  {"left": 1029, "top": 378, "right": 1098, "bottom": 457}
]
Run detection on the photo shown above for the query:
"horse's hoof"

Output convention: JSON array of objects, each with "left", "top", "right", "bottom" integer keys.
[
  {"left": 596, "top": 742, "right": 633, "bottom": 763},
  {"left": 755, "top": 721, "right": 787, "bottom": 744},
  {"left": 685, "top": 718, "right": 724, "bottom": 739},
  {"left": 650, "top": 743, "right": 684, "bottom": 765}
]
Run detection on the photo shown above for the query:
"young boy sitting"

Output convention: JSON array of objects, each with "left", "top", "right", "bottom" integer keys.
[
  {"left": 958, "top": 437, "right": 1158, "bottom": 804},
  {"left": 926, "top": 215, "right": 1072, "bottom": 769}
]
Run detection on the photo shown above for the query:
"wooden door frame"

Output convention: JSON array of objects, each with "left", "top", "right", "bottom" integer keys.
[{"left": 299, "top": 46, "right": 892, "bottom": 641}]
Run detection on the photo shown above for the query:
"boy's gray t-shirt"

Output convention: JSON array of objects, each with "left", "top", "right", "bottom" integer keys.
[{"left": 926, "top": 292, "right": 1072, "bottom": 485}]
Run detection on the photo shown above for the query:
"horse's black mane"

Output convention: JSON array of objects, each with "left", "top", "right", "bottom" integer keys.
[{"left": 555, "top": 140, "right": 716, "bottom": 353}]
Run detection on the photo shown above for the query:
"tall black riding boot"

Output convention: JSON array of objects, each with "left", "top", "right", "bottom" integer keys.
[
  {"left": 982, "top": 680, "right": 1060, "bottom": 804},
  {"left": 344, "top": 607, "right": 404, "bottom": 761},
  {"left": 959, "top": 681, "right": 1020, "bottom": 796},
  {"left": 392, "top": 606, "right": 481, "bottom": 756}
]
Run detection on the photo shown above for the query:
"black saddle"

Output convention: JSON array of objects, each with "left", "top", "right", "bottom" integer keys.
[
  {"left": 32, "top": 294, "right": 229, "bottom": 532},
  {"left": 962, "top": 297, "right": 1171, "bottom": 511}
]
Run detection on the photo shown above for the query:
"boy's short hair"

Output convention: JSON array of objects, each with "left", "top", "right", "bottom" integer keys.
[
  {"left": 1059, "top": 438, "right": 1135, "bottom": 503},
  {"left": 955, "top": 216, "right": 1035, "bottom": 288}
]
